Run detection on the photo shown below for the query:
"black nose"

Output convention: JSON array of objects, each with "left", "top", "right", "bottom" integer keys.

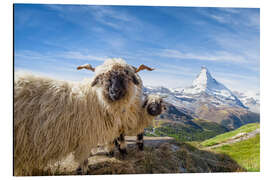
[
  {"left": 108, "top": 74, "right": 126, "bottom": 101},
  {"left": 147, "top": 102, "right": 162, "bottom": 116},
  {"left": 109, "top": 87, "right": 123, "bottom": 101}
]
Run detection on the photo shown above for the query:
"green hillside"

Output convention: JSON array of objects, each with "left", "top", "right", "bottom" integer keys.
[
  {"left": 212, "top": 134, "right": 260, "bottom": 172},
  {"left": 201, "top": 123, "right": 259, "bottom": 147},
  {"left": 145, "top": 119, "right": 229, "bottom": 142}
]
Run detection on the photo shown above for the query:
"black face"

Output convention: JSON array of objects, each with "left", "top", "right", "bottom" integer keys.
[
  {"left": 147, "top": 102, "right": 162, "bottom": 116},
  {"left": 108, "top": 72, "right": 127, "bottom": 101}
]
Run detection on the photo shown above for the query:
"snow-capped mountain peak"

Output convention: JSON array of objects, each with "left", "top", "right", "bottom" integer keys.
[
  {"left": 144, "top": 66, "right": 246, "bottom": 109},
  {"left": 183, "top": 66, "right": 228, "bottom": 95},
  {"left": 181, "top": 67, "right": 229, "bottom": 96},
  {"left": 192, "top": 66, "right": 214, "bottom": 89},
  {"left": 181, "top": 66, "right": 245, "bottom": 107}
]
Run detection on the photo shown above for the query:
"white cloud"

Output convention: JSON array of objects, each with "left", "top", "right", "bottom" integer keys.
[
  {"left": 88, "top": 6, "right": 135, "bottom": 30},
  {"left": 218, "top": 8, "right": 241, "bottom": 14},
  {"left": 207, "top": 8, "right": 259, "bottom": 30},
  {"left": 210, "top": 34, "right": 260, "bottom": 72},
  {"left": 141, "top": 73, "right": 193, "bottom": 89},
  {"left": 62, "top": 51, "right": 107, "bottom": 62},
  {"left": 214, "top": 71, "right": 259, "bottom": 93},
  {"left": 15, "top": 67, "right": 93, "bottom": 82},
  {"left": 208, "top": 14, "right": 228, "bottom": 23},
  {"left": 15, "top": 50, "right": 108, "bottom": 63},
  {"left": 217, "top": 76, "right": 259, "bottom": 93},
  {"left": 158, "top": 49, "right": 246, "bottom": 63}
]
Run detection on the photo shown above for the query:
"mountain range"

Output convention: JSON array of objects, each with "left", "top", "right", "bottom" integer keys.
[{"left": 144, "top": 66, "right": 260, "bottom": 130}]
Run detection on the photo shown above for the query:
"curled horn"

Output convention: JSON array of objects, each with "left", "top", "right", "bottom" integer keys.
[
  {"left": 135, "top": 64, "right": 155, "bottom": 73},
  {"left": 77, "top": 64, "right": 95, "bottom": 72}
]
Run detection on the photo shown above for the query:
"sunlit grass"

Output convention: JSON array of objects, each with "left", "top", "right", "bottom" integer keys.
[
  {"left": 201, "top": 123, "right": 259, "bottom": 147},
  {"left": 212, "top": 134, "right": 260, "bottom": 172}
]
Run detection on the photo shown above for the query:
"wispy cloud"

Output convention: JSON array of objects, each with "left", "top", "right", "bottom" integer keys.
[
  {"left": 87, "top": 6, "right": 135, "bottom": 30},
  {"left": 14, "top": 50, "right": 102, "bottom": 81},
  {"left": 210, "top": 34, "right": 260, "bottom": 72},
  {"left": 197, "top": 8, "right": 260, "bottom": 31},
  {"left": 157, "top": 49, "right": 246, "bottom": 63},
  {"left": 15, "top": 50, "right": 108, "bottom": 63},
  {"left": 14, "top": 5, "right": 259, "bottom": 92},
  {"left": 217, "top": 75, "right": 259, "bottom": 93},
  {"left": 141, "top": 73, "right": 193, "bottom": 89},
  {"left": 46, "top": 5, "right": 139, "bottom": 31},
  {"left": 61, "top": 51, "right": 107, "bottom": 62}
]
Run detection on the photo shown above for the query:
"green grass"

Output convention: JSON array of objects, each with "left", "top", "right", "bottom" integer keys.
[
  {"left": 201, "top": 123, "right": 259, "bottom": 147},
  {"left": 145, "top": 119, "right": 229, "bottom": 142},
  {"left": 212, "top": 134, "right": 260, "bottom": 172}
]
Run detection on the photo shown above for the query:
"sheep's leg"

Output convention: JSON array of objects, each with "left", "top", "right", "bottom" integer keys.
[
  {"left": 76, "top": 159, "right": 89, "bottom": 175},
  {"left": 106, "top": 141, "right": 116, "bottom": 157},
  {"left": 136, "top": 133, "right": 144, "bottom": 151},
  {"left": 117, "top": 133, "right": 128, "bottom": 158},
  {"left": 74, "top": 148, "right": 91, "bottom": 175}
]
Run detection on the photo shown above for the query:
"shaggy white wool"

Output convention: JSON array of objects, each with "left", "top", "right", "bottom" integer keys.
[
  {"left": 14, "top": 58, "right": 142, "bottom": 176},
  {"left": 95, "top": 58, "right": 132, "bottom": 75}
]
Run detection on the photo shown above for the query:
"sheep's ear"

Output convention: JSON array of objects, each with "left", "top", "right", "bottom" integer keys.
[
  {"left": 135, "top": 64, "right": 155, "bottom": 73},
  {"left": 77, "top": 64, "right": 95, "bottom": 72}
]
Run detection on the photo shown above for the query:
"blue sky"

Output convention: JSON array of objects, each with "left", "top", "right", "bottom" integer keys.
[{"left": 14, "top": 4, "right": 260, "bottom": 92}]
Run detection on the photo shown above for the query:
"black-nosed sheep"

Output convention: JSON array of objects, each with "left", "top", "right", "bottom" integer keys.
[
  {"left": 108, "top": 94, "right": 166, "bottom": 157},
  {"left": 14, "top": 58, "right": 154, "bottom": 175}
]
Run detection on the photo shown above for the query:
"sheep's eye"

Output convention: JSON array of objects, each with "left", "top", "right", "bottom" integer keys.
[{"left": 124, "top": 70, "right": 129, "bottom": 74}]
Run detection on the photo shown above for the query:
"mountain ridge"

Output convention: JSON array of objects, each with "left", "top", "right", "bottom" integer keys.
[{"left": 144, "top": 66, "right": 260, "bottom": 129}]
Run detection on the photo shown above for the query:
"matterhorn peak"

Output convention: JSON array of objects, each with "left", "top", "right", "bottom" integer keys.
[
  {"left": 201, "top": 65, "right": 207, "bottom": 70},
  {"left": 180, "top": 66, "right": 245, "bottom": 108},
  {"left": 192, "top": 66, "right": 217, "bottom": 90},
  {"left": 183, "top": 66, "right": 233, "bottom": 97}
]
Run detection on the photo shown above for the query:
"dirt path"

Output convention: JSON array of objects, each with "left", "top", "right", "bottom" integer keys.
[{"left": 204, "top": 128, "right": 260, "bottom": 150}]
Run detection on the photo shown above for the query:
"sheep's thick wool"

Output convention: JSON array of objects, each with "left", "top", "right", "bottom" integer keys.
[{"left": 14, "top": 58, "right": 141, "bottom": 175}]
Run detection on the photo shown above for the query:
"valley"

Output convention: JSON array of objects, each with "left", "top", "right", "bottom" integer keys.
[{"left": 143, "top": 67, "right": 260, "bottom": 172}]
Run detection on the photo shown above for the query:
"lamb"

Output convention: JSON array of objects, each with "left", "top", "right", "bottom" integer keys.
[{"left": 14, "top": 58, "right": 154, "bottom": 175}]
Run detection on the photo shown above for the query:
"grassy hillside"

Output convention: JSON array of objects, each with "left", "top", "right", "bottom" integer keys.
[
  {"left": 201, "top": 123, "right": 259, "bottom": 147},
  {"left": 145, "top": 119, "right": 229, "bottom": 142},
  {"left": 196, "top": 105, "right": 260, "bottom": 130},
  {"left": 211, "top": 134, "right": 260, "bottom": 172},
  {"left": 198, "top": 123, "right": 260, "bottom": 172}
]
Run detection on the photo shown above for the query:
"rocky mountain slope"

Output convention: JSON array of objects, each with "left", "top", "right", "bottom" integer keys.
[{"left": 233, "top": 90, "right": 260, "bottom": 113}]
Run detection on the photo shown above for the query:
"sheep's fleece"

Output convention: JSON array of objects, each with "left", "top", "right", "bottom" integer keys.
[{"left": 14, "top": 58, "right": 144, "bottom": 175}]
